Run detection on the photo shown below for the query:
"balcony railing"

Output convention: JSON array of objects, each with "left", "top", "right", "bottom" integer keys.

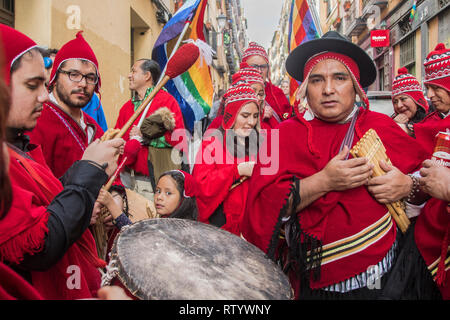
[{"left": 343, "top": 1, "right": 367, "bottom": 37}]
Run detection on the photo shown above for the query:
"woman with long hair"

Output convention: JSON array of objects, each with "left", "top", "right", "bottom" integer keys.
[{"left": 193, "top": 83, "right": 261, "bottom": 236}]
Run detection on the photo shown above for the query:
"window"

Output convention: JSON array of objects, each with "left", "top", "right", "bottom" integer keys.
[
  {"left": 0, "top": 0, "right": 14, "bottom": 27},
  {"left": 400, "top": 34, "right": 416, "bottom": 76}
]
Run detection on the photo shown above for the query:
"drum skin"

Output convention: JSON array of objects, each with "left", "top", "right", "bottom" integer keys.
[{"left": 110, "top": 218, "right": 293, "bottom": 300}]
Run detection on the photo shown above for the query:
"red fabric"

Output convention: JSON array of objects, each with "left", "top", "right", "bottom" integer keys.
[
  {"left": 114, "top": 90, "right": 187, "bottom": 176},
  {"left": 265, "top": 82, "right": 292, "bottom": 121},
  {"left": 305, "top": 52, "right": 360, "bottom": 82},
  {"left": 412, "top": 113, "right": 450, "bottom": 299},
  {"left": 193, "top": 132, "right": 254, "bottom": 236},
  {"left": 241, "top": 107, "right": 428, "bottom": 292},
  {"left": 413, "top": 112, "right": 450, "bottom": 158},
  {"left": 222, "top": 83, "right": 258, "bottom": 130},
  {"left": 415, "top": 199, "right": 450, "bottom": 299},
  {"left": 0, "top": 262, "right": 43, "bottom": 300},
  {"left": 241, "top": 42, "right": 269, "bottom": 65},
  {"left": 165, "top": 43, "right": 199, "bottom": 79},
  {"left": 28, "top": 101, "right": 104, "bottom": 178},
  {"left": 424, "top": 43, "right": 450, "bottom": 92},
  {"left": 49, "top": 31, "right": 101, "bottom": 92},
  {"left": 0, "top": 24, "right": 37, "bottom": 85},
  {"left": 208, "top": 115, "right": 223, "bottom": 131},
  {"left": 1, "top": 145, "right": 104, "bottom": 299}
]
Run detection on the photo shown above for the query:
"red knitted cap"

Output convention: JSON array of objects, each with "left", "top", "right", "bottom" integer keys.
[
  {"left": 49, "top": 31, "right": 101, "bottom": 92},
  {"left": 222, "top": 83, "right": 259, "bottom": 130},
  {"left": 231, "top": 66, "right": 264, "bottom": 86},
  {"left": 424, "top": 43, "right": 450, "bottom": 92},
  {"left": 242, "top": 42, "right": 269, "bottom": 64},
  {"left": 392, "top": 67, "right": 428, "bottom": 112},
  {"left": 0, "top": 24, "right": 38, "bottom": 85}
]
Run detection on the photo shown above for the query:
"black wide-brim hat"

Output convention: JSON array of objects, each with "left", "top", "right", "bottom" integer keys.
[{"left": 286, "top": 31, "right": 377, "bottom": 88}]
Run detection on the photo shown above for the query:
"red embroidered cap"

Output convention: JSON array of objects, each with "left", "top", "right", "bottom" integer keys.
[
  {"left": 242, "top": 42, "right": 269, "bottom": 65},
  {"left": 424, "top": 43, "right": 450, "bottom": 92},
  {"left": 222, "top": 83, "right": 259, "bottom": 130},
  {"left": 392, "top": 67, "right": 428, "bottom": 112},
  {"left": 0, "top": 24, "right": 38, "bottom": 85},
  {"left": 49, "top": 31, "right": 101, "bottom": 92}
]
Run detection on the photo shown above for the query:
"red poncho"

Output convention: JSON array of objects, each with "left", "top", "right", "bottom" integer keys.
[
  {"left": 265, "top": 82, "right": 292, "bottom": 121},
  {"left": 114, "top": 90, "right": 187, "bottom": 176},
  {"left": 0, "top": 262, "right": 43, "bottom": 300},
  {"left": 414, "top": 112, "right": 450, "bottom": 157},
  {"left": 28, "top": 101, "right": 104, "bottom": 178},
  {"left": 193, "top": 131, "right": 256, "bottom": 236},
  {"left": 0, "top": 146, "right": 105, "bottom": 299},
  {"left": 413, "top": 112, "right": 450, "bottom": 299},
  {"left": 241, "top": 107, "right": 428, "bottom": 293}
]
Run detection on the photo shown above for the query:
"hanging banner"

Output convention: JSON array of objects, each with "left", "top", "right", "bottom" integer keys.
[{"left": 371, "top": 29, "right": 390, "bottom": 47}]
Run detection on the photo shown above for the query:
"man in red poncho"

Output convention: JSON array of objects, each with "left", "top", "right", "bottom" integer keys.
[
  {"left": 112, "top": 59, "right": 187, "bottom": 199},
  {"left": 0, "top": 24, "right": 124, "bottom": 299},
  {"left": 241, "top": 31, "right": 441, "bottom": 299},
  {"left": 412, "top": 43, "right": 450, "bottom": 299},
  {"left": 28, "top": 31, "right": 104, "bottom": 179},
  {"left": 241, "top": 42, "right": 292, "bottom": 128}
]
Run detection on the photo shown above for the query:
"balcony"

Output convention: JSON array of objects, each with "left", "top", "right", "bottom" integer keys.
[
  {"left": 343, "top": 1, "right": 367, "bottom": 37},
  {"left": 363, "top": 0, "right": 388, "bottom": 10}
]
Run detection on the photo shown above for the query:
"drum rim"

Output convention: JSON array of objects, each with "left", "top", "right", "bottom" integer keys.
[{"left": 109, "top": 218, "right": 293, "bottom": 300}]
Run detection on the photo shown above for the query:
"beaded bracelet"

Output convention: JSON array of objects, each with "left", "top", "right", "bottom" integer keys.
[{"left": 405, "top": 173, "right": 420, "bottom": 203}]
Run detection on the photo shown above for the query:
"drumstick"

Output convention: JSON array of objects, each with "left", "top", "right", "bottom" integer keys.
[
  {"left": 100, "top": 43, "right": 200, "bottom": 141},
  {"left": 104, "top": 156, "right": 128, "bottom": 191}
]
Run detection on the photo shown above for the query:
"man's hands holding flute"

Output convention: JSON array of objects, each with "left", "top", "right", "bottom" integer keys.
[{"left": 367, "top": 160, "right": 413, "bottom": 204}]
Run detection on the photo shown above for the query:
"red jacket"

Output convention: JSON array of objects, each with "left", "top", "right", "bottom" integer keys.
[
  {"left": 28, "top": 101, "right": 104, "bottom": 178},
  {"left": 1, "top": 146, "right": 104, "bottom": 299},
  {"left": 413, "top": 112, "right": 450, "bottom": 299},
  {"left": 114, "top": 90, "right": 187, "bottom": 176}
]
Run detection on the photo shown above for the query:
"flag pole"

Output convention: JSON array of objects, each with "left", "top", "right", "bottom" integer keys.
[{"left": 137, "top": 21, "right": 192, "bottom": 127}]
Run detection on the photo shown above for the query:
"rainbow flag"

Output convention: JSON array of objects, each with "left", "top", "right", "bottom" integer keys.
[
  {"left": 152, "top": 0, "right": 213, "bottom": 132},
  {"left": 287, "top": 0, "right": 320, "bottom": 105},
  {"left": 409, "top": 1, "right": 417, "bottom": 24}
]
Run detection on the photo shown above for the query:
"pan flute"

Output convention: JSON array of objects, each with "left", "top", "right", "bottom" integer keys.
[{"left": 350, "top": 129, "right": 410, "bottom": 234}]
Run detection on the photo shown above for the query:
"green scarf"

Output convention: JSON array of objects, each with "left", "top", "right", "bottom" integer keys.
[{"left": 133, "top": 87, "right": 171, "bottom": 148}]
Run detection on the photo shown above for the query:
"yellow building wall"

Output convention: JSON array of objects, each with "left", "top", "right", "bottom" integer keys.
[
  {"left": 14, "top": 0, "right": 166, "bottom": 128},
  {"left": 415, "top": 29, "right": 421, "bottom": 81},
  {"left": 428, "top": 16, "right": 439, "bottom": 52}
]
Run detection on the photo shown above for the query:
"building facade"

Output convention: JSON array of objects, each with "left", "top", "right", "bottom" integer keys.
[
  {"left": 320, "top": 0, "right": 449, "bottom": 91},
  {"left": 267, "top": 0, "right": 291, "bottom": 86}
]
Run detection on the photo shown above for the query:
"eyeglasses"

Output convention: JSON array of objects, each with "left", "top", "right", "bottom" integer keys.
[
  {"left": 59, "top": 69, "right": 98, "bottom": 85},
  {"left": 249, "top": 64, "right": 269, "bottom": 71}
]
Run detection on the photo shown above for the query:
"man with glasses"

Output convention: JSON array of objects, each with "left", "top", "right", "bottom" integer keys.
[
  {"left": 29, "top": 32, "right": 105, "bottom": 178},
  {"left": 241, "top": 42, "right": 292, "bottom": 128}
]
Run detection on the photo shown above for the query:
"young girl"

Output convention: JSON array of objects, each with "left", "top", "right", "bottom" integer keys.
[{"left": 96, "top": 170, "right": 197, "bottom": 230}]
